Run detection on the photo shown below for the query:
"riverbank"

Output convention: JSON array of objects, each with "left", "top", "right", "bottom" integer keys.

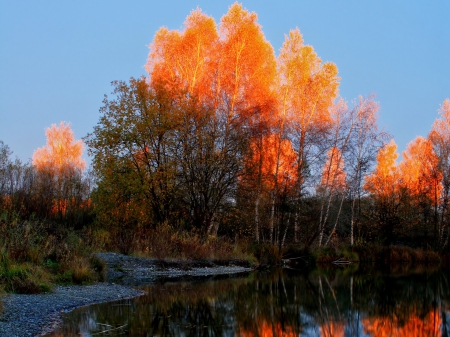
[
  {"left": 0, "top": 283, "right": 144, "bottom": 337},
  {"left": 0, "top": 253, "right": 253, "bottom": 337}
]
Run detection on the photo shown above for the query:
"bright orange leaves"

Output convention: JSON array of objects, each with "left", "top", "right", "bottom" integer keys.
[
  {"left": 364, "top": 140, "right": 400, "bottom": 198},
  {"left": 254, "top": 135, "right": 297, "bottom": 190},
  {"left": 399, "top": 136, "right": 442, "bottom": 201},
  {"left": 278, "top": 28, "right": 339, "bottom": 133},
  {"left": 32, "top": 122, "right": 85, "bottom": 174},
  {"left": 147, "top": 9, "right": 218, "bottom": 101},
  {"left": 147, "top": 2, "right": 277, "bottom": 121}
]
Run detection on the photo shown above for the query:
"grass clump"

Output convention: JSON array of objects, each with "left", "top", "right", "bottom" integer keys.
[
  {"left": 0, "top": 218, "right": 107, "bottom": 293},
  {"left": 0, "top": 261, "right": 52, "bottom": 294}
]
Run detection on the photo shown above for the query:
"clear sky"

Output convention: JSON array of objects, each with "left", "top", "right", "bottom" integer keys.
[{"left": 1, "top": 1, "right": 449, "bottom": 164}]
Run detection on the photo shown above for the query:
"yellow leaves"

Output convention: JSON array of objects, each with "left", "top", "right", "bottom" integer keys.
[{"left": 32, "top": 122, "right": 85, "bottom": 174}]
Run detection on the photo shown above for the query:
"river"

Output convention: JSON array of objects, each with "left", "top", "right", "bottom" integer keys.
[{"left": 45, "top": 266, "right": 450, "bottom": 336}]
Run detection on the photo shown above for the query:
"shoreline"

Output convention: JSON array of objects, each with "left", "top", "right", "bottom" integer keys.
[{"left": 0, "top": 253, "right": 253, "bottom": 337}]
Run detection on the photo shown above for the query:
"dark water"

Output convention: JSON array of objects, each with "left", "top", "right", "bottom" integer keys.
[{"left": 46, "top": 267, "right": 450, "bottom": 336}]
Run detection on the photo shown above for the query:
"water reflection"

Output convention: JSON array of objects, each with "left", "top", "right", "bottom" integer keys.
[{"left": 46, "top": 268, "right": 450, "bottom": 336}]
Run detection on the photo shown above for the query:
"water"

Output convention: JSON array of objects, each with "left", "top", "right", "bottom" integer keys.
[{"left": 46, "top": 267, "right": 450, "bottom": 336}]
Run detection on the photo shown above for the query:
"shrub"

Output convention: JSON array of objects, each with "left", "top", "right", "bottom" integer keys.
[{"left": 248, "top": 243, "right": 281, "bottom": 266}]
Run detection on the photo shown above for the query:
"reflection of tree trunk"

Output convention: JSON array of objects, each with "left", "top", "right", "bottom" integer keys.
[
  {"left": 350, "top": 196, "right": 356, "bottom": 246},
  {"left": 255, "top": 194, "right": 260, "bottom": 243},
  {"left": 269, "top": 281, "right": 276, "bottom": 337}
]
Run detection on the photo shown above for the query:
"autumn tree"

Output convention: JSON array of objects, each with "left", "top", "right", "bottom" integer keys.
[
  {"left": 32, "top": 122, "right": 87, "bottom": 220},
  {"left": 345, "top": 95, "right": 387, "bottom": 245},
  {"left": 364, "top": 140, "right": 402, "bottom": 245},
  {"left": 147, "top": 3, "right": 278, "bottom": 242},
  {"left": 33, "top": 122, "right": 85, "bottom": 174},
  {"left": 277, "top": 28, "right": 339, "bottom": 243},
  {"left": 428, "top": 98, "right": 450, "bottom": 249},
  {"left": 398, "top": 136, "right": 442, "bottom": 245},
  {"left": 86, "top": 79, "right": 181, "bottom": 246},
  {"left": 244, "top": 134, "right": 297, "bottom": 245}
]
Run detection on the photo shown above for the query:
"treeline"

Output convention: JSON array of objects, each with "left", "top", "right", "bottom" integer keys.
[{"left": 1, "top": 4, "right": 449, "bottom": 260}]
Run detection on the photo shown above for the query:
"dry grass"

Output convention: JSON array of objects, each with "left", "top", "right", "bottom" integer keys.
[
  {"left": 0, "top": 219, "right": 106, "bottom": 292},
  {"left": 131, "top": 223, "right": 255, "bottom": 263}
]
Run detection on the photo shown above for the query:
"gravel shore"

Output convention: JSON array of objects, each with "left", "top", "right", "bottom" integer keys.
[
  {"left": 0, "top": 253, "right": 252, "bottom": 336},
  {"left": 0, "top": 283, "right": 144, "bottom": 337}
]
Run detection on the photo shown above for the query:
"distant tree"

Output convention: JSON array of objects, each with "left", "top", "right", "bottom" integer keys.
[
  {"left": 32, "top": 122, "right": 87, "bottom": 220},
  {"left": 364, "top": 140, "right": 402, "bottom": 245},
  {"left": 32, "top": 122, "right": 85, "bottom": 175}
]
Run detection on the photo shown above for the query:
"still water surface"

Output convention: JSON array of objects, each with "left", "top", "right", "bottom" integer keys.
[{"left": 47, "top": 267, "right": 450, "bottom": 336}]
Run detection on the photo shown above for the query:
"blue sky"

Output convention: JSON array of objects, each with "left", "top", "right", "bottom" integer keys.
[{"left": 1, "top": 1, "right": 449, "bottom": 164}]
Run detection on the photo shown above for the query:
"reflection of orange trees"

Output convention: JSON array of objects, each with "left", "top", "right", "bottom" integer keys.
[
  {"left": 363, "top": 310, "right": 441, "bottom": 337},
  {"left": 237, "top": 320, "right": 296, "bottom": 337},
  {"left": 319, "top": 320, "right": 345, "bottom": 337}
]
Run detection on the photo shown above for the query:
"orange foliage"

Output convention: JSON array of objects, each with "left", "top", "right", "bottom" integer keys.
[
  {"left": 147, "top": 8, "right": 218, "bottom": 102},
  {"left": 362, "top": 310, "right": 441, "bottom": 337},
  {"left": 238, "top": 320, "right": 297, "bottom": 337},
  {"left": 278, "top": 29, "right": 339, "bottom": 131},
  {"left": 254, "top": 135, "right": 297, "bottom": 190},
  {"left": 32, "top": 122, "right": 85, "bottom": 174},
  {"left": 399, "top": 136, "right": 442, "bottom": 201},
  {"left": 364, "top": 140, "right": 400, "bottom": 198},
  {"left": 147, "top": 3, "right": 277, "bottom": 122},
  {"left": 321, "top": 147, "right": 346, "bottom": 192},
  {"left": 277, "top": 29, "right": 339, "bottom": 189},
  {"left": 218, "top": 3, "right": 277, "bottom": 121}
]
